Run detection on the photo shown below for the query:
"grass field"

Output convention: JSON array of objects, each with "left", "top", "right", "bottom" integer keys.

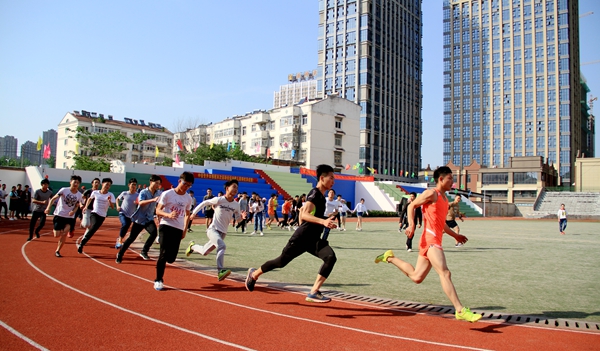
[{"left": 180, "top": 218, "right": 600, "bottom": 322}]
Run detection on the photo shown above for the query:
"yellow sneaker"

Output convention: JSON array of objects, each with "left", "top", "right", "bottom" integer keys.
[
  {"left": 455, "top": 307, "right": 482, "bottom": 323},
  {"left": 185, "top": 241, "right": 195, "bottom": 257},
  {"left": 374, "top": 250, "right": 394, "bottom": 263}
]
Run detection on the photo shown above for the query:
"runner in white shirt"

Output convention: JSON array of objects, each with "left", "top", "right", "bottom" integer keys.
[
  {"left": 78, "top": 178, "right": 116, "bottom": 254},
  {"left": 45, "top": 175, "right": 83, "bottom": 257},
  {"left": 322, "top": 189, "right": 340, "bottom": 240},
  {"left": 338, "top": 199, "right": 350, "bottom": 231},
  {"left": 351, "top": 198, "right": 369, "bottom": 231},
  {"left": 186, "top": 179, "right": 247, "bottom": 281},
  {"left": 153, "top": 172, "right": 194, "bottom": 291}
]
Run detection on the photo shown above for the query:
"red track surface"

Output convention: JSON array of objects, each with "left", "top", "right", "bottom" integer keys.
[{"left": 1, "top": 218, "right": 598, "bottom": 350}]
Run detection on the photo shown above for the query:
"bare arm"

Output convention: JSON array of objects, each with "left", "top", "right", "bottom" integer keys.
[
  {"left": 405, "top": 190, "right": 435, "bottom": 238},
  {"left": 44, "top": 193, "right": 61, "bottom": 214}
]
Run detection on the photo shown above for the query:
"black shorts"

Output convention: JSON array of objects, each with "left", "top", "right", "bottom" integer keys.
[
  {"left": 53, "top": 216, "right": 76, "bottom": 231},
  {"left": 446, "top": 219, "right": 458, "bottom": 228},
  {"left": 205, "top": 209, "right": 214, "bottom": 219}
]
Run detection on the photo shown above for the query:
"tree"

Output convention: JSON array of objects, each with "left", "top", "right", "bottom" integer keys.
[
  {"left": 68, "top": 127, "right": 154, "bottom": 172},
  {"left": 179, "top": 142, "right": 267, "bottom": 166},
  {"left": 45, "top": 155, "right": 56, "bottom": 168}
]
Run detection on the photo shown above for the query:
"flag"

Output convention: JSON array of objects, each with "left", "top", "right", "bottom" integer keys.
[
  {"left": 352, "top": 165, "right": 357, "bottom": 170},
  {"left": 266, "top": 148, "right": 271, "bottom": 158},
  {"left": 227, "top": 142, "right": 231, "bottom": 152},
  {"left": 210, "top": 141, "right": 214, "bottom": 149},
  {"left": 454, "top": 188, "right": 458, "bottom": 194},
  {"left": 176, "top": 139, "right": 183, "bottom": 151},
  {"left": 345, "top": 164, "right": 350, "bottom": 170},
  {"left": 74, "top": 140, "right": 79, "bottom": 155},
  {"left": 155, "top": 146, "right": 159, "bottom": 157},
  {"left": 373, "top": 169, "right": 377, "bottom": 174},
  {"left": 411, "top": 172, "right": 415, "bottom": 178},
  {"left": 460, "top": 184, "right": 465, "bottom": 190},
  {"left": 277, "top": 150, "right": 280, "bottom": 158},
  {"left": 392, "top": 169, "right": 395, "bottom": 175},
  {"left": 37, "top": 136, "right": 42, "bottom": 151},
  {"left": 405, "top": 171, "right": 408, "bottom": 177},
  {"left": 291, "top": 149, "right": 296, "bottom": 158},
  {"left": 425, "top": 171, "right": 428, "bottom": 176},
  {"left": 194, "top": 142, "right": 199, "bottom": 152},
  {"left": 400, "top": 170, "right": 403, "bottom": 176},
  {"left": 425, "top": 175, "right": 429, "bottom": 181},
  {"left": 175, "top": 154, "right": 181, "bottom": 165},
  {"left": 232, "top": 140, "right": 236, "bottom": 149},
  {"left": 468, "top": 190, "right": 472, "bottom": 196},
  {"left": 43, "top": 144, "right": 51, "bottom": 159},
  {"left": 430, "top": 177, "right": 435, "bottom": 183}
]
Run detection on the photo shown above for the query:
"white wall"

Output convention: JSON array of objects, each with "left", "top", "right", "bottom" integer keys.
[
  {"left": 0, "top": 168, "right": 28, "bottom": 189},
  {"left": 354, "top": 181, "right": 396, "bottom": 212}
]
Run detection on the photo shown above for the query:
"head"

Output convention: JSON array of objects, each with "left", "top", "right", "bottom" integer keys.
[
  {"left": 206, "top": 188, "right": 213, "bottom": 196},
  {"left": 17, "top": 184, "right": 22, "bottom": 190},
  {"left": 70, "top": 175, "right": 82, "bottom": 189},
  {"left": 218, "top": 191, "right": 224, "bottom": 197},
  {"left": 40, "top": 179, "right": 50, "bottom": 191},
  {"left": 91, "top": 178, "right": 101, "bottom": 190},
  {"left": 128, "top": 178, "right": 138, "bottom": 192},
  {"left": 433, "top": 166, "right": 454, "bottom": 191},
  {"left": 337, "top": 194, "right": 342, "bottom": 201},
  {"left": 454, "top": 195, "right": 461, "bottom": 203},
  {"left": 271, "top": 193, "right": 277, "bottom": 199},
  {"left": 101, "top": 178, "right": 113, "bottom": 192},
  {"left": 328, "top": 189, "right": 336, "bottom": 199},
  {"left": 560, "top": 203, "right": 565, "bottom": 209},
  {"left": 409, "top": 192, "right": 417, "bottom": 202},
  {"left": 148, "top": 175, "right": 162, "bottom": 191},
  {"left": 11, "top": 186, "right": 16, "bottom": 191},
  {"left": 224, "top": 179, "right": 239, "bottom": 198},
  {"left": 1, "top": 184, "right": 5, "bottom": 189},
  {"left": 316, "top": 164, "right": 335, "bottom": 190},
  {"left": 177, "top": 172, "right": 195, "bottom": 192},
  {"left": 360, "top": 198, "right": 365, "bottom": 204},
  {"left": 25, "top": 185, "right": 30, "bottom": 192},
  {"left": 189, "top": 190, "right": 194, "bottom": 196}
]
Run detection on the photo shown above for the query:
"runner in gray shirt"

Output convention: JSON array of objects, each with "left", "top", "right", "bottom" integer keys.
[{"left": 29, "top": 179, "right": 53, "bottom": 241}]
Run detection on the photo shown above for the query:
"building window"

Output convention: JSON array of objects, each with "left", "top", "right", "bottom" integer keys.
[
  {"left": 335, "top": 134, "right": 342, "bottom": 147},
  {"left": 514, "top": 172, "right": 538, "bottom": 184},
  {"left": 334, "top": 151, "right": 342, "bottom": 165},
  {"left": 482, "top": 173, "right": 509, "bottom": 185}
]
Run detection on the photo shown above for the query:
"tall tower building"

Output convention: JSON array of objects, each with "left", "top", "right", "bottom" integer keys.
[
  {"left": 317, "top": 0, "right": 423, "bottom": 178},
  {"left": 443, "top": 0, "right": 582, "bottom": 185},
  {"left": 0, "top": 135, "right": 18, "bottom": 159}
]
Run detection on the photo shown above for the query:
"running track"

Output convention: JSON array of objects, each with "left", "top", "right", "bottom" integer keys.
[{"left": 1, "top": 218, "right": 598, "bottom": 350}]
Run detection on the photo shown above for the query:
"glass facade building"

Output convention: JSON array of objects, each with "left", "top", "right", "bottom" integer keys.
[
  {"left": 443, "top": 0, "right": 583, "bottom": 185},
  {"left": 317, "top": 0, "right": 423, "bottom": 177}
]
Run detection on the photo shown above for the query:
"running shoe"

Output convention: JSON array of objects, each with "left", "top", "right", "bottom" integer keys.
[
  {"left": 185, "top": 241, "right": 195, "bottom": 257},
  {"left": 154, "top": 280, "right": 164, "bottom": 291},
  {"left": 259, "top": 232, "right": 264, "bottom": 236},
  {"left": 67, "top": 231, "right": 74, "bottom": 238},
  {"left": 306, "top": 291, "right": 331, "bottom": 303},
  {"left": 374, "top": 250, "right": 394, "bottom": 264},
  {"left": 250, "top": 231, "right": 256, "bottom": 236},
  {"left": 116, "top": 253, "right": 122, "bottom": 264},
  {"left": 245, "top": 268, "right": 257, "bottom": 291},
  {"left": 139, "top": 252, "right": 150, "bottom": 260},
  {"left": 218, "top": 269, "right": 231, "bottom": 281},
  {"left": 77, "top": 245, "right": 83, "bottom": 254},
  {"left": 455, "top": 243, "right": 463, "bottom": 247},
  {"left": 455, "top": 307, "right": 482, "bottom": 323},
  {"left": 115, "top": 238, "right": 122, "bottom": 249},
  {"left": 55, "top": 251, "right": 62, "bottom": 258}
]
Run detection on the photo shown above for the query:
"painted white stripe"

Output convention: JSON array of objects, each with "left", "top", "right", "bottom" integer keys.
[
  {"left": 20, "top": 243, "right": 255, "bottom": 351},
  {"left": 0, "top": 319, "right": 49, "bottom": 351},
  {"left": 426, "top": 228, "right": 438, "bottom": 237}
]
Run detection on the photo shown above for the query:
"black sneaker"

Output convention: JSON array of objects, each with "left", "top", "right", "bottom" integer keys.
[
  {"left": 77, "top": 245, "right": 83, "bottom": 254},
  {"left": 116, "top": 254, "right": 122, "bottom": 264},
  {"left": 27, "top": 237, "right": 32, "bottom": 241},
  {"left": 245, "top": 268, "right": 257, "bottom": 292},
  {"left": 139, "top": 252, "right": 150, "bottom": 260},
  {"left": 35, "top": 232, "right": 40, "bottom": 238},
  {"left": 55, "top": 251, "right": 62, "bottom": 258}
]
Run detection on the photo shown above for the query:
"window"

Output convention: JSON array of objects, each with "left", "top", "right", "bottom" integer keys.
[
  {"left": 335, "top": 134, "right": 342, "bottom": 147},
  {"left": 514, "top": 172, "right": 538, "bottom": 184},
  {"left": 482, "top": 173, "right": 509, "bottom": 184}
]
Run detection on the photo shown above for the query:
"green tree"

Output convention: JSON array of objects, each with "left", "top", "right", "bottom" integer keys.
[
  {"left": 45, "top": 155, "right": 56, "bottom": 168},
  {"left": 68, "top": 127, "right": 154, "bottom": 172},
  {"left": 179, "top": 143, "right": 266, "bottom": 166}
]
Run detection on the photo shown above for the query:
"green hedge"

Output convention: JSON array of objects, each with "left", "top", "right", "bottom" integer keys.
[{"left": 348, "top": 210, "right": 398, "bottom": 217}]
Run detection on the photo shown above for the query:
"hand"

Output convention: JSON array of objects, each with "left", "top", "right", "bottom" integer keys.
[
  {"left": 168, "top": 211, "right": 178, "bottom": 219},
  {"left": 405, "top": 225, "right": 415, "bottom": 238},
  {"left": 417, "top": 223, "right": 421, "bottom": 228},
  {"left": 68, "top": 210, "right": 75, "bottom": 216},
  {"left": 44, "top": 208, "right": 50, "bottom": 215},
  {"left": 116, "top": 206, "right": 121, "bottom": 212},
  {"left": 323, "top": 217, "right": 337, "bottom": 229},
  {"left": 181, "top": 230, "right": 187, "bottom": 240},
  {"left": 455, "top": 234, "right": 468, "bottom": 245}
]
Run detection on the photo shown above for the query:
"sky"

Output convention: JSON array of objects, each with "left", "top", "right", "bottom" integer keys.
[{"left": 1, "top": 0, "right": 599, "bottom": 168}]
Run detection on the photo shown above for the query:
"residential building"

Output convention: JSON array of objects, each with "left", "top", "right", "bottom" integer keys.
[
  {"left": 317, "top": 0, "right": 423, "bottom": 178},
  {"left": 273, "top": 71, "right": 319, "bottom": 108},
  {"left": 174, "top": 94, "right": 361, "bottom": 171},
  {"left": 20, "top": 141, "right": 41, "bottom": 165},
  {"left": 0, "top": 135, "right": 18, "bottom": 159},
  {"left": 56, "top": 111, "right": 173, "bottom": 169},
  {"left": 580, "top": 75, "right": 595, "bottom": 159},
  {"left": 443, "top": 0, "right": 582, "bottom": 186}
]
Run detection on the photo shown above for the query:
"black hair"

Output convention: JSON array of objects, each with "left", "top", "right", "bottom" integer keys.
[
  {"left": 92, "top": 178, "right": 100, "bottom": 183},
  {"left": 271, "top": 193, "right": 277, "bottom": 198},
  {"left": 41, "top": 179, "right": 50, "bottom": 185},
  {"left": 328, "top": 189, "right": 336, "bottom": 195},
  {"left": 180, "top": 171, "right": 195, "bottom": 183},
  {"left": 316, "top": 164, "right": 334, "bottom": 181},
  {"left": 207, "top": 188, "right": 213, "bottom": 191},
  {"left": 101, "top": 178, "right": 113, "bottom": 184},
  {"left": 433, "top": 166, "right": 452, "bottom": 183},
  {"left": 128, "top": 178, "right": 138, "bottom": 184},
  {"left": 149, "top": 174, "right": 161, "bottom": 182},
  {"left": 71, "top": 175, "right": 82, "bottom": 183},
  {"left": 242, "top": 192, "right": 247, "bottom": 195},
  {"left": 189, "top": 190, "right": 194, "bottom": 194},
  {"left": 224, "top": 179, "right": 239, "bottom": 188},
  {"left": 410, "top": 192, "right": 417, "bottom": 197}
]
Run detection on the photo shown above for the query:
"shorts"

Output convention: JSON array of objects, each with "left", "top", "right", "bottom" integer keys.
[
  {"left": 205, "top": 209, "right": 214, "bottom": 219},
  {"left": 268, "top": 210, "right": 275, "bottom": 217},
  {"left": 445, "top": 219, "right": 458, "bottom": 228},
  {"left": 419, "top": 227, "right": 443, "bottom": 258},
  {"left": 357, "top": 212, "right": 364, "bottom": 217},
  {"left": 53, "top": 216, "right": 76, "bottom": 231}
]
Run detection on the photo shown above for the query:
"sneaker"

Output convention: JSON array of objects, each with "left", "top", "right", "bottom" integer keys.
[
  {"left": 407, "top": 248, "right": 412, "bottom": 252},
  {"left": 55, "top": 251, "right": 62, "bottom": 258},
  {"left": 455, "top": 307, "right": 482, "bottom": 323},
  {"left": 188, "top": 228, "right": 193, "bottom": 232},
  {"left": 287, "top": 226, "right": 291, "bottom": 231},
  {"left": 185, "top": 241, "right": 195, "bottom": 257},
  {"left": 116, "top": 254, "right": 122, "bottom": 264},
  {"left": 250, "top": 231, "right": 256, "bottom": 236},
  {"left": 217, "top": 269, "right": 231, "bottom": 281},
  {"left": 35, "top": 231, "right": 40, "bottom": 238},
  {"left": 306, "top": 291, "right": 331, "bottom": 303},
  {"left": 259, "top": 232, "right": 264, "bottom": 236},
  {"left": 115, "top": 238, "right": 122, "bottom": 249},
  {"left": 68, "top": 231, "right": 74, "bottom": 238},
  {"left": 139, "top": 252, "right": 150, "bottom": 260},
  {"left": 235, "top": 227, "right": 238, "bottom": 232},
  {"left": 398, "top": 228, "right": 402, "bottom": 233},
  {"left": 455, "top": 243, "right": 463, "bottom": 247},
  {"left": 77, "top": 245, "right": 83, "bottom": 254},
  {"left": 375, "top": 250, "right": 394, "bottom": 264},
  {"left": 27, "top": 237, "right": 32, "bottom": 242},
  {"left": 154, "top": 280, "right": 164, "bottom": 291},
  {"left": 245, "top": 268, "right": 257, "bottom": 292}
]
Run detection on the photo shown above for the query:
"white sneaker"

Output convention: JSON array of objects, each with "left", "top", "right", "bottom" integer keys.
[
  {"left": 235, "top": 228, "right": 238, "bottom": 232},
  {"left": 154, "top": 281, "right": 164, "bottom": 291},
  {"left": 250, "top": 231, "right": 256, "bottom": 236},
  {"left": 407, "top": 248, "right": 412, "bottom": 252},
  {"left": 259, "top": 232, "right": 264, "bottom": 236},
  {"left": 342, "top": 228, "right": 346, "bottom": 231},
  {"left": 455, "top": 243, "right": 463, "bottom": 247}
]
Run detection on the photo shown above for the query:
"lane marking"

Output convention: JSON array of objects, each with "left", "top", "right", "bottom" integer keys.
[
  {"left": 20, "top": 243, "right": 255, "bottom": 351},
  {"left": 0, "top": 319, "right": 49, "bottom": 351}
]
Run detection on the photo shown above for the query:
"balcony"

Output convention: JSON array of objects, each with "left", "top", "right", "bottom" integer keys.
[{"left": 252, "top": 112, "right": 270, "bottom": 123}]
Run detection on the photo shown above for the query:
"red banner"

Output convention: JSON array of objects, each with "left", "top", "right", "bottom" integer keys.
[{"left": 299, "top": 167, "right": 373, "bottom": 181}]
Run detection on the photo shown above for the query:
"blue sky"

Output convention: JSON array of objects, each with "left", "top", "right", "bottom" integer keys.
[{"left": 1, "top": 1, "right": 599, "bottom": 167}]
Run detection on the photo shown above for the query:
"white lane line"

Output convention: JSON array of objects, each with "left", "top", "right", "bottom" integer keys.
[
  {"left": 0, "top": 319, "right": 49, "bottom": 351},
  {"left": 20, "top": 244, "right": 255, "bottom": 351}
]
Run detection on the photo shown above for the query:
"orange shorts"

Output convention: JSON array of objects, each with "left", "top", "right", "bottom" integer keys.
[{"left": 419, "top": 228, "right": 443, "bottom": 258}]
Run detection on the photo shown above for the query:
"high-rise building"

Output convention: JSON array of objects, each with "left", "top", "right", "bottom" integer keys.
[
  {"left": 273, "top": 71, "right": 319, "bottom": 108},
  {"left": 317, "top": 0, "right": 423, "bottom": 178},
  {"left": 443, "top": 0, "right": 583, "bottom": 185},
  {"left": 0, "top": 135, "right": 18, "bottom": 159},
  {"left": 20, "top": 141, "right": 41, "bottom": 165}
]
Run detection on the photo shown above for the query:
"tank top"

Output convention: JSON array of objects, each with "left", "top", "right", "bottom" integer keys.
[{"left": 421, "top": 189, "right": 449, "bottom": 241}]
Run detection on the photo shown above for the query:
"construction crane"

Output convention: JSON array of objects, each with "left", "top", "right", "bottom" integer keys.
[
  {"left": 580, "top": 11, "right": 593, "bottom": 18},
  {"left": 581, "top": 60, "right": 600, "bottom": 66}
]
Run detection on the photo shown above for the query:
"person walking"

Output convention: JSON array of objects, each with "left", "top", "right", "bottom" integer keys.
[
  {"left": 202, "top": 188, "right": 215, "bottom": 230},
  {"left": 28, "top": 179, "right": 53, "bottom": 241},
  {"left": 77, "top": 178, "right": 116, "bottom": 254},
  {"left": 44, "top": 175, "right": 83, "bottom": 257},
  {"left": 558, "top": 204, "right": 568, "bottom": 235},
  {"left": 0, "top": 184, "right": 8, "bottom": 219},
  {"left": 250, "top": 194, "right": 264, "bottom": 236},
  {"left": 351, "top": 198, "right": 369, "bottom": 231},
  {"left": 185, "top": 179, "right": 246, "bottom": 281},
  {"left": 245, "top": 164, "right": 338, "bottom": 303},
  {"left": 374, "top": 166, "right": 482, "bottom": 323},
  {"left": 235, "top": 192, "right": 249, "bottom": 233},
  {"left": 115, "top": 178, "right": 139, "bottom": 249}
]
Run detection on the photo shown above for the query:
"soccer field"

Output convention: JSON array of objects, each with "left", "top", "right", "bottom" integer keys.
[{"left": 183, "top": 218, "right": 600, "bottom": 322}]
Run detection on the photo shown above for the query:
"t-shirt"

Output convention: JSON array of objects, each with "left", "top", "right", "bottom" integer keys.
[
  {"left": 203, "top": 194, "right": 215, "bottom": 211},
  {"left": 32, "top": 189, "right": 53, "bottom": 212},
  {"left": 54, "top": 187, "right": 83, "bottom": 218},
  {"left": 117, "top": 191, "right": 139, "bottom": 218},
  {"left": 159, "top": 189, "right": 193, "bottom": 230},
  {"left": 557, "top": 209, "right": 567, "bottom": 219},
  {"left": 83, "top": 188, "right": 96, "bottom": 209},
  {"left": 192, "top": 196, "right": 240, "bottom": 233},
  {"left": 282, "top": 201, "right": 292, "bottom": 214},
  {"left": 131, "top": 188, "right": 162, "bottom": 225},
  {"left": 299, "top": 187, "right": 326, "bottom": 232},
  {"left": 90, "top": 190, "right": 116, "bottom": 217},
  {"left": 239, "top": 197, "right": 248, "bottom": 212},
  {"left": 353, "top": 203, "right": 367, "bottom": 213},
  {"left": 0, "top": 189, "right": 5, "bottom": 203},
  {"left": 325, "top": 199, "right": 341, "bottom": 216}
]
